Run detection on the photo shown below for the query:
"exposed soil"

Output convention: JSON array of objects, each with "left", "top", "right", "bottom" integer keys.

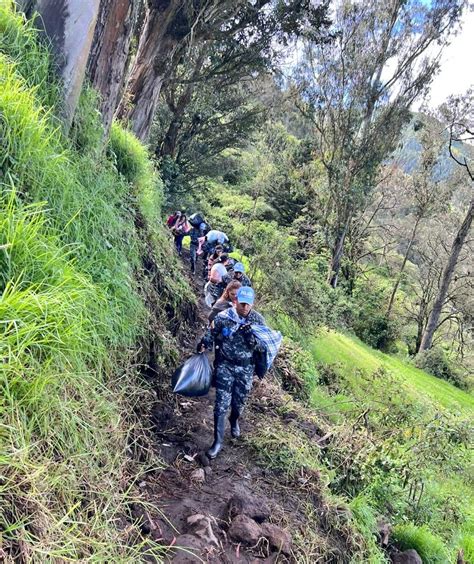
[{"left": 133, "top": 250, "right": 352, "bottom": 563}]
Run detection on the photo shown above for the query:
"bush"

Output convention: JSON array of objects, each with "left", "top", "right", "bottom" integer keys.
[
  {"left": 392, "top": 523, "right": 451, "bottom": 563},
  {"left": 352, "top": 280, "right": 399, "bottom": 352},
  {"left": 415, "top": 347, "right": 468, "bottom": 390}
]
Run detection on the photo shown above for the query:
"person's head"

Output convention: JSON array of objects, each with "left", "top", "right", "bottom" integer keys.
[
  {"left": 218, "top": 253, "right": 229, "bottom": 264},
  {"left": 175, "top": 211, "right": 182, "bottom": 218},
  {"left": 222, "top": 280, "right": 241, "bottom": 303},
  {"left": 214, "top": 245, "right": 224, "bottom": 257},
  {"left": 233, "top": 262, "right": 245, "bottom": 280},
  {"left": 235, "top": 286, "right": 255, "bottom": 318}
]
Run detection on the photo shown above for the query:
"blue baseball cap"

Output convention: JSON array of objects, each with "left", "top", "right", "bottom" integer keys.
[
  {"left": 233, "top": 262, "right": 245, "bottom": 273},
  {"left": 237, "top": 286, "right": 254, "bottom": 305}
]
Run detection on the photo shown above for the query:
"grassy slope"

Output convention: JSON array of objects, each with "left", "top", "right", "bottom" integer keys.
[
  {"left": 310, "top": 330, "right": 473, "bottom": 562},
  {"left": 0, "top": 5, "right": 193, "bottom": 560},
  {"left": 311, "top": 330, "right": 474, "bottom": 413}
]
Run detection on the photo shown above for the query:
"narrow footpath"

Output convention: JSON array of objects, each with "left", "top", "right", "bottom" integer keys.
[{"left": 134, "top": 250, "right": 353, "bottom": 563}]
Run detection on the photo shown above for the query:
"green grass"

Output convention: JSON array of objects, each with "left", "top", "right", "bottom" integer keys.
[
  {"left": 0, "top": 3, "right": 192, "bottom": 559},
  {"left": 311, "top": 330, "right": 474, "bottom": 413},
  {"left": 307, "top": 329, "right": 474, "bottom": 561},
  {"left": 392, "top": 524, "right": 451, "bottom": 563}
]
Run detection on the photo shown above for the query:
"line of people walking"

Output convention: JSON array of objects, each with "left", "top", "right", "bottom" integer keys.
[{"left": 167, "top": 209, "right": 281, "bottom": 460}]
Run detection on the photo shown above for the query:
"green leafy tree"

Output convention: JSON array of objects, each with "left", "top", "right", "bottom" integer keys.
[{"left": 295, "top": 0, "right": 462, "bottom": 288}]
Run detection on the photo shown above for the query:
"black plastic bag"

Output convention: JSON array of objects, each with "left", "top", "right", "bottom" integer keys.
[
  {"left": 171, "top": 353, "right": 211, "bottom": 397},
  {"left": 253, "top": 349, "right": 268, "bottom": 379},
  {"left": 188, "top": 212, "right": 205, "bottom": 227}
]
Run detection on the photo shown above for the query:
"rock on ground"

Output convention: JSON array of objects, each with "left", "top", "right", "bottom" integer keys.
[
  {"left": 228, "top": 514, "right": 262, "bottom": 546},
  {"left": 261, "top": 523, "right": 292, "bottom": 556},
  {"left": 227, "top": 494, "right": 272, "bottom": 523},
  {"left": 186, "top": 514, "right": 219, "bottom": 547},
  {"left": 391, "top": 549, "right": 423, "bottom": 564}
]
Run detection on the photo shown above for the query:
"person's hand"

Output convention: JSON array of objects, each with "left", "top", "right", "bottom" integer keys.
[{"left": 239, "top": 324, "right": 252, "bottom": 337}]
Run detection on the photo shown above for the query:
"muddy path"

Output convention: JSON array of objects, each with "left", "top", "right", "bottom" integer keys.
[{"left": 136, "top": 251, "right": 348, "bottom": 563}]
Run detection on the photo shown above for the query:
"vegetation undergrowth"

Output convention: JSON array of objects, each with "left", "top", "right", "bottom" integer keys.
[
  {"left": 307, "top": 331, "right": 473, "bottom": 562},
  {"left": 194, "top": 177, "right": 473, "bottom": 562},
  {"left": 0, "top": 4, "right": 193, "bottom": 559}
]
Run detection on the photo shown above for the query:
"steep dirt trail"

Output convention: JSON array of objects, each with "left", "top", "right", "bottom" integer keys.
[{"left": 136, "top": 251, "right": 347, "bottom": 563}]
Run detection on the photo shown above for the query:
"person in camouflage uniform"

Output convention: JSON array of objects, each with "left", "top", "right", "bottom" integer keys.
[
  {"left": 198, "top": 286, "right": 265, "bottom": 459},
  {"left": 223, "top": 262, "right": 252, "bottom": 287}
]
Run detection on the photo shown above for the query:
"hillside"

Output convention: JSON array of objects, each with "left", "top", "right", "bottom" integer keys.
[{"left": 1, "top": 2, "right": 473, "bottom": 563}]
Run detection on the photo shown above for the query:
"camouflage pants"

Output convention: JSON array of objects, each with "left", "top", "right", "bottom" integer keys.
[{"left": 214, "top": 360, "right": 254, "bottom": 417}]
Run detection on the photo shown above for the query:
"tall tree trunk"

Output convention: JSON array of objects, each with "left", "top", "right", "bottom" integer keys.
[
  {"left": 87, "top": 0, "right": 141, "bottom": 137},
  {"left": 117, "top": 0, "right": 184, "bottom": 141},
  {"left": 386, "top": 215, "right": 421, "bottom": 318},
  {"left": 159, "top": 50, "right": 206, "bottom": 158},
  {"left": 17, "top": 0, "right": 100, "bottom": 129},
  {"left": 419, "top": 196, "right": 474, "bottom": 352},
  {"left": 327, "top": 217, "right": 350, "bottom": 289}
]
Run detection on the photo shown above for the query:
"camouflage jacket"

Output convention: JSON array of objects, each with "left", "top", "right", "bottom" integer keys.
[{"left": 202, "top": 308, "right": 265, "bottom": 367}]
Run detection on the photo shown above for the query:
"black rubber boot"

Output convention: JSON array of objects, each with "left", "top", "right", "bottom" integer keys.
[
  {"left": 229, "top": 409, "right": 241, "bottom": 439},
  {"left": 206, "top": 414, "right": 226, "bottom": 459}
]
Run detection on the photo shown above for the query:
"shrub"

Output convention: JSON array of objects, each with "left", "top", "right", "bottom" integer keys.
[
  {"left": 415, "top": 347, "right": 468, "bottom": 390},
  {"left": 392, "top": 523, "right": 451, "bottom": 563},
  {"left": 352, "top": 280, "right": 399, "bottom": 352}
]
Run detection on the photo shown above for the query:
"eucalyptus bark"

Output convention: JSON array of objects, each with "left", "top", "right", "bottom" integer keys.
[
  {"left": 158, "top": 50, "right": 206, "bottom": 159},
  {"left": 19, "top": 0, "right": 100, "bottom": 129},
  {"left": 87, "top": 0, "right": 141, "bottom": 136},
  {"left": 117, "top": 0, "right": 184, "bottom": 141},
  {"left": 328, "top": 216, "right": 351, "bottom": 289},
  {"left": 419, "top": 196, "right": 474, "bottom": 351},
  {"left": 386, "top": 215, "right": 421, "bottom": 318}
]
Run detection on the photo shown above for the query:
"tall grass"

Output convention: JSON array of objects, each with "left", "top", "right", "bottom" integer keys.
[{"left": 0, "top": 3, "right": 192, "bottom": 559}]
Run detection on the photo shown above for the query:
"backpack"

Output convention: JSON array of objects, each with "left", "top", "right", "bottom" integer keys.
[{"left": 189, "top": 212, "right": 205, "bottom": 227}]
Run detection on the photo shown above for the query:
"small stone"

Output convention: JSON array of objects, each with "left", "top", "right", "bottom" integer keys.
[
  {"left": 186, "top": 514, "right": 219, "bottom": 546},
  {"left": 391, "top": 549, "right": 423, "bottom": 564},
  {"left": 228, "top": 514, "right": 262, "bottom": 546},
  {"left": 172, "top": 534, "right": 204, "bottom": 563},
  {"left": 203, "top": 466, "right": 212, "bottom": 477},
  {"left": 261, "top": 523, "right": 292, "bottom": 556},
  {"left": 227, "top": 494, "right": 271, "bottom": 523},
  {"left": 190, "top": 468, "right": 205, "bottom": 483}
]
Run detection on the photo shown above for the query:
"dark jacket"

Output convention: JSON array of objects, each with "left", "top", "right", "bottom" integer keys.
[
  {"left": 208, "top": 298, "right": 232, "bottom": 323},
  {"left": 184, "top": 226, "right": 202, "bottom": 245}
]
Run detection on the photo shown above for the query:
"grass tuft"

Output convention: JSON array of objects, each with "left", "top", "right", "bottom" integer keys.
[{"left": 392, "top": 523, "right": 451, "bottom": 563}]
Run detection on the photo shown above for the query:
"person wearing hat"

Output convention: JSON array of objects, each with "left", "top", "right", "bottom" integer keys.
[
  {"left": 198, "top": 286, "right": 266, "bottom": 459},
  {"left": 223, "top": 262, "right": 252, "bottom": 287}
]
